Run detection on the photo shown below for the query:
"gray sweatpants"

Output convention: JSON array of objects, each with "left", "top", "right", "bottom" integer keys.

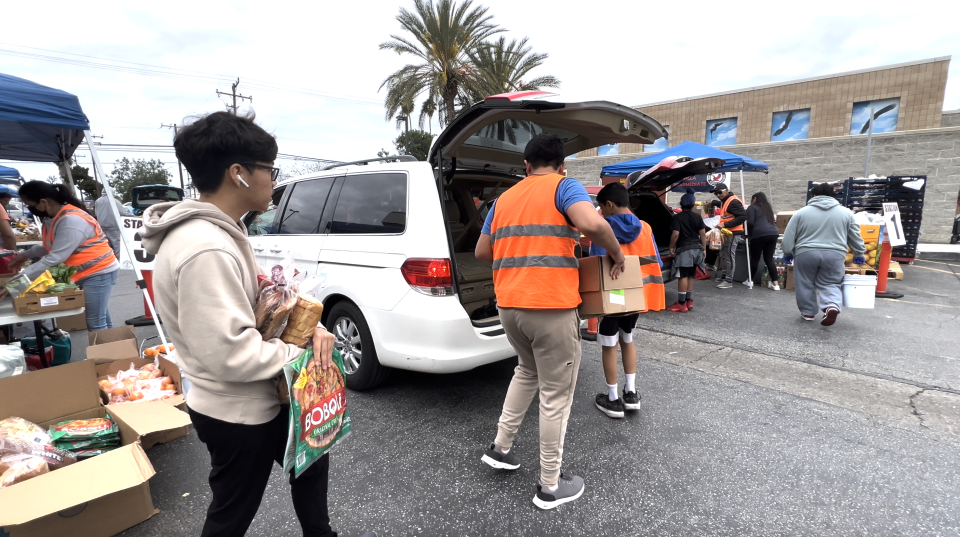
[{"left": 793, "top": 250, "right": 845, "bottom": 316}]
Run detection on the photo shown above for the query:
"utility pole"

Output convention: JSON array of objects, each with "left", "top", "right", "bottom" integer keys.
[
  {"left": 161, "top": 123, "right": 186, "bottom": 190},
  {"left": 397, "top": 114, "right": 411, "bottom": 157},
  {"left": 216, "top": 78, "right": 252, "bottom": 115}
]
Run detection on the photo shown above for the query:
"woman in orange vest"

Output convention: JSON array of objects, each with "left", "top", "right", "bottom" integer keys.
[
  {"left": 10, "top": 182, "right": 120, "bottom": 331},
  {"left": 589, "top": 182, "right": 664, "bottom": 419}
]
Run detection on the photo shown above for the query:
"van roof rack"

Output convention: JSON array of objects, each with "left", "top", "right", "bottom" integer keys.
[{"left": 321, "top": 155, "right": 417, "bottom": 170}]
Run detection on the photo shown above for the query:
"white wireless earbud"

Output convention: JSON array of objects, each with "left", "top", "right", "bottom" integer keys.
[{"left": 237, "top": 174, "right": 250, "bottom": 188}]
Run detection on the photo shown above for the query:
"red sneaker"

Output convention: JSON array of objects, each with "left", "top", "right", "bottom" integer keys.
[
  {"left": 667, "top": 302, "right": 689, "bottom": 312},
  {"left": 685, "top": 300, "right": 694, "bottom": 310},
  {"left": 821, "top": 307, "right": 840, "bottom": 326}
]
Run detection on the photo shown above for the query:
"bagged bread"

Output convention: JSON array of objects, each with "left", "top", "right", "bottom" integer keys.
[
  {"left": 0, "top": 454, "right": 49, "bottom": 488},
  {"left": 280, "top": 295, "right": 324, "bottom": 347}
]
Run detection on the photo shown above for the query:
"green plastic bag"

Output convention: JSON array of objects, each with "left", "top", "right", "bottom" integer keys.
[{"left": 282, "top": 348, "right": 351, "bottom": 478}]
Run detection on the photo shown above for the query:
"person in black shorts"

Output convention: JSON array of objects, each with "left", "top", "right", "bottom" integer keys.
[
  {"left": 595, "top": 313, "right": 641, "bottom": 418},
  {"left": 667, "top": 189, "right": 708, "bottom": 312}
]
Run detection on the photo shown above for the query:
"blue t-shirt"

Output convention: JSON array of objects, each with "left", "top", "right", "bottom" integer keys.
[{"left": 481, "top": 178, "right": 591, "bottom": 234}]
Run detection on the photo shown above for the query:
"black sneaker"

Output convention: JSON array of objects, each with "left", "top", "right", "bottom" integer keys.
[
  {"left": 595, "top": 393, "right": 625, "bottom": 418},
  {"left": 533, "top": 473, "right": 585, "bottom": 510},
  {"left": 622, "top": 389, "right": 641, "bottom": 411},
  {"left": 481, "top": 443, "right": 520, "bottom": 470}
]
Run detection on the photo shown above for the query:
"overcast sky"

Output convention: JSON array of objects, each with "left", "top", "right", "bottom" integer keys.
[{"left": 2, "top": 0, "right": 958, "bottom": 184}]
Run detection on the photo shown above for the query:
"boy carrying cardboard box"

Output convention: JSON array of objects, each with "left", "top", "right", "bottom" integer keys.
[{"left": 588, "top": 183, "right": 665, "bottom": 418}]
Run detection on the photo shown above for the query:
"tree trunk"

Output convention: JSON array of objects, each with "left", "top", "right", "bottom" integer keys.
[{"left": 442, "top": 77, "right": 458, "bottom": 126}]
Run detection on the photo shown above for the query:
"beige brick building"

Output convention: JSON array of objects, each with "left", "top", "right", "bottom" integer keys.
[{"left": 579, "top": 57, "right": 951, "bottom": 157}]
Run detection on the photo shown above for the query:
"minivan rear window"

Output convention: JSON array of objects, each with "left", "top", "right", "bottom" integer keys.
[
  {"left": 464, "top": 121, "right": 579, "bottom": 153},
  {"left": 330, "top": 173, "right": 407, "bottom": 234}
]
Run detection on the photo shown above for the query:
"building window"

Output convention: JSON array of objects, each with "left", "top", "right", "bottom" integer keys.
[
  {"left": 851, "top": 98, "right": 899, "bottom": 135},
  {"left": 705, "top": 118, "right": 737, "bottom": 147},
  {"left": 597, "top": 144, "right": 620, "bottom": 156},
  {"left": 771, "top": 109, "right": 811, "bottom": 142},
  {"left": 644, "top": 125, "right": 669, "bottom": 153}
]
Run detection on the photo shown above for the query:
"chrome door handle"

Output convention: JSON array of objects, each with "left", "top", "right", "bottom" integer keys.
[{"left": 269, "top": 249, "right": 283, "bottom": 253}]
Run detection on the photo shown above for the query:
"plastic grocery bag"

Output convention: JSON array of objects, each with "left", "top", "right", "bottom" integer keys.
[
  {"left": 0, "top": 345, "right": 26, "bottom": 379},
  {"left": 707, "top": 228, "right": 723, "bottom": 250},
  {"left": 282, "top": 347, "right": 351, "bottom": 478},
  {"left": 254, "top": 252, "right": 299, "bottom": 339}
]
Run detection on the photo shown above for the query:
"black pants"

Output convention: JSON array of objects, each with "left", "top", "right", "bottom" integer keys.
[
  {"left": 749, "top": 235, "right": 779, "bottom": 285},
  {"left": 189, "top": 406, "right": 336, "bottom": 537}
]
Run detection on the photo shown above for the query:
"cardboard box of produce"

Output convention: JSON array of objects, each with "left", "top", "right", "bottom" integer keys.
[
  {"left": 96, "top": 355, "right": 187, "bottom": 410},
  {"left": 86, "top": 326, "right": 139, "bottom": 365},
  {"left": 57, "top": 312, "right": 88, "bottom": 332},
  {"left": 0, "top": 360, "right": 191, "bottom": 537},
  {"left": 578, "top": 255, "right": 650, "bottom": 317},
  {"left": 12, "top": 288, "right": 84, "bottom": 316},
  {"left": 776, "top": 211, "right": 797, "bottom": 234}
]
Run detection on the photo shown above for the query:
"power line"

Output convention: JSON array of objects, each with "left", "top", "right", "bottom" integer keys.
[
  {"left": 0, "top": 43, "right": 383, "bottom": 106},
  {"left": 91, "top": 143, "right": 341, "bottom": 165}
]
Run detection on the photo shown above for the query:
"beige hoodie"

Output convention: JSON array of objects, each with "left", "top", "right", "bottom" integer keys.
[{"left": 141, "top": 200, "right": 301, "bottom": 425}]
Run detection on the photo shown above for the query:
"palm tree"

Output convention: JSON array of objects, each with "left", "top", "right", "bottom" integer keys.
[
  {"left": 379, "top": 0, "right": 503, "bottom": 126},
  {"left": 462, "top": 36, "right": 560, "bottom": 102}
]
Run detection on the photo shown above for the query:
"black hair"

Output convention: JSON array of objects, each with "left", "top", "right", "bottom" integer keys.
[
  {"left": 18, "top": 181, "right": 91, "bottom": 215},
  {"left": 810, "top": 182, "right": 837, "bottom": 198},
  {"left": 596, "top": 182, "right": 630, "bottom": 208},
  {"left": 750, "top": 192, "right": 776, "bottom": 225},
  {"left": 173, "top": 111, "right": 278, "bottom": 194},
  {"left": 523, "top": 134, "right": 565, "bottom": 170}
]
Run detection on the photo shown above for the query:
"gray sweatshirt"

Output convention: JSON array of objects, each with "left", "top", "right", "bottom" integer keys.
[
  {"left": 781, "top": 196, "right": 865, "bottom": 257},
  {"left": 95, "top": 194, "right": 133, "bottom": 257},
  {"left": 24, "top": 214, "right": 119, "bottom": 281}
]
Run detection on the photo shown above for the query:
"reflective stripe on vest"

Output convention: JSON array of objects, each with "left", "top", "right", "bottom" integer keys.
[
  {"left": 490, "top": 173, "right": 581, "bottom": 309},
  {"left": 720, "top": 195, "right": 744, "bottom": 232},
  {"left": 619, "top": 221, "right": 665, "bottom": 312},
  {"left": 42, "top": 205, "right": 117, "bottom": 282}
]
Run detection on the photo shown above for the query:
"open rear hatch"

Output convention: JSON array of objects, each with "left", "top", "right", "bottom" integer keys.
[{"left": 430, "top": 93, "right": 668, "bottom": 325}]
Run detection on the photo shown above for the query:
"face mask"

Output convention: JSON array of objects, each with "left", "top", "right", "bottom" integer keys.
[{"left": 28, "top": 205, "right": 50, "bottom": 219}]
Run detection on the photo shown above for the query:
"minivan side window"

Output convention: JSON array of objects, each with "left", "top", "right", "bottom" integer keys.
[
  {"left": 330, "top": 173, "right": 407, "bottom": 234},
  {"left": 244, "top": 186, "right": 285, "bottom": 236},
  {"left": 277, "top": 177, "right": 336, "bottom": 235}
]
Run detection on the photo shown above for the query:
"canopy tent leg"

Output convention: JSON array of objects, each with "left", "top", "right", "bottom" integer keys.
[
  {"left": 740, "top": 170, "right": 753, "bottom": 288},
  {"left": 84, "top": 131, "right": 169, "bottom": 350},
  {"left": 767, "top": 173, "right": 773, "bottom": 205},
  {"left": 61, "top": 160, "right": 78, "bottom": 197}
]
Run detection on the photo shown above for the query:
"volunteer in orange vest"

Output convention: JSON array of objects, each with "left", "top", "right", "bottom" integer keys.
[
  {"left": 475, "top": 134, "right": 626, "bottom": 510},
  {"left": 588, "top": 182, "right": 664, "bottom": 419},
  {"left": 709, "top": 182, "right": 747, "bottom": 289},
  {"left": 10, "top": 181, "right": 119, "bottom": 331}
]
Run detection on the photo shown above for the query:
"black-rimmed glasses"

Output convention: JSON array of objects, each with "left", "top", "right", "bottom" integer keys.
[{"left": 241, "top": 163, "right": 281, "bottom": 182}]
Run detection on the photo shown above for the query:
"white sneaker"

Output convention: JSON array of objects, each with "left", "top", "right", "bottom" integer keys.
[
  {"left": 741, "top": 281, "right": 753, "bottom": 288},
  {"left": 769, "top": 283, "right": 781, "bottom": 291}
]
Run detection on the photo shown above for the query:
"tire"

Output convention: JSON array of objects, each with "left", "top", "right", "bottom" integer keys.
[{"left": 327, "top": 301, "right": 389, "bottom": 391}]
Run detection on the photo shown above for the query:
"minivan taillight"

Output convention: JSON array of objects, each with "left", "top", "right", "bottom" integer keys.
[{"left": 401, "top": 258, "right": 454, "bottom": 296}]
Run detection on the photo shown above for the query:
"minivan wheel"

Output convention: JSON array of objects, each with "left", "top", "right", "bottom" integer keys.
[{"left": 327, "top": 302, "right": 389, "bottom": 390}]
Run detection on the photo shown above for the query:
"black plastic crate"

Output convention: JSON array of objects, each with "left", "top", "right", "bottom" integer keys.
[{"left": 808, "top": 180, "right": 849, "bottom": 204}]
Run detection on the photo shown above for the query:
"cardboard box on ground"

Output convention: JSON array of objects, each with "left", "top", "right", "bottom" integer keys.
[
  {"left": 578, "top": 255, "right": 657, "bottom": 317},
  {"left": 0, "top": 360, "right": 191, "bottom": 537}
]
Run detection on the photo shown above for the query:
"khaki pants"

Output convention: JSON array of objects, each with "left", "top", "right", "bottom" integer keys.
[{"left": 494, "top": 307, "right": 581, "bottom": 486}]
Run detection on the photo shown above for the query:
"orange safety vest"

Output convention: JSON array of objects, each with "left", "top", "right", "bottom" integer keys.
[
  {"left": 720, "top": 194, "right": 744, "bottom": 232},
  {"left": 620, "top": 221, "right": 665, "bottom": 312},
  {"left": 42, "top": 205, "right": 117, "bottom": 282},
  {"left": 490, "top": 173, "right": 581, "bottom": 309}
]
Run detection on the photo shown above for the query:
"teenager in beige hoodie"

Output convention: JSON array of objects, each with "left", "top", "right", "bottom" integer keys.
[{"left": 141, "top": 112, "right": 364, "bottom": 537}]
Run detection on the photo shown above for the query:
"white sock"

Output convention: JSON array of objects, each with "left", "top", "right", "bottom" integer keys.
[
  {"left": 501, "top": 447, "right": 510, "bottom": 454},
  {"left": 544, "top": 483, "right": 558, "bottom": 493},
  {"left": 625, "top": 374, "right": 636, "bottom": 393},
  {"left": 607, "top": 384, "right": 618, "bottom": 401}
]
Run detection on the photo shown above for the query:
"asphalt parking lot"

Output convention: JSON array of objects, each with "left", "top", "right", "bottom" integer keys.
[{"left": 82, "top": 261, "right": 960, "bottom": 537}]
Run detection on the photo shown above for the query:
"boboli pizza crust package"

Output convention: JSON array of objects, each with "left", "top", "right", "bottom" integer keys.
[{"left": 282, "top": 347, "right": 352, "bottom": 478}]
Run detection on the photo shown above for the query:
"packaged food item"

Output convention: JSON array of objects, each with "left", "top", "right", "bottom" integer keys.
[
  {"left": 0, "top": 454, "right": 49, "bottom": 488},
  {"left": 0, "top": 438, "right": 76, "bottom": 470},
  {"left": 282, "top": 348, "right": 351, "bottom": 478},
  {"left": 49, "top": 417, "right": 119, "bottom": 443},
  {"left": 23, "top": 270, "right": 56, "bottom": 295},
  {"left": 73, "top": 447, "right": 119, "bottom": 458},
  {"left": 98, "top": 359, "right": 177, "bottom": 404},
  {"left": 54, "top": 436, "right": 120, "bottom": 451},
  {"left": 0, "top": 417, "right": 52, "bottom": 445},
  {"left": 280, "top": 294, "right": 324, "bottom": 347},
  {"left": 143, "top": 344, "right": 175, "bottom": 357},
  {"left": 4, "top": 273, "right": 32, "bottom": 298},
  {"left": 254, "top": 253, "right": 301, "bottom": 340}
]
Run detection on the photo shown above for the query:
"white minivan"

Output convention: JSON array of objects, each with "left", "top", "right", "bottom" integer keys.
[{"left": 245, "top": 93, "right": 666, "bottom": 389}]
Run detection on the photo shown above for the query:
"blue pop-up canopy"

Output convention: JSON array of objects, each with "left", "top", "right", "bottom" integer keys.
[
  {"left": 601, "top": 140, "right": 769, "bottom": 177},
  {"left": 0, "top": 72, "right": 90, "bottom": 162},
  {"left": 0, "top": 164, "right": 21, "bottom": 178}
]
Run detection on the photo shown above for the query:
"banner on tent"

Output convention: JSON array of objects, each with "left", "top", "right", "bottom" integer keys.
[
  {"left": 675, "top": 173, "right": 728, "bottom": 192},
  {"left": 117, "top": 216, "right": 155, "bottom": 271}
]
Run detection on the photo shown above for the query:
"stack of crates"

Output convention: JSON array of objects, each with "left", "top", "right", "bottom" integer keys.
[
  {"left": 846, "top": 177, "right": 888, "bottom": 214},
  {"left": 885, "top": 175, "right": 925, "bottom": 261},
  {"left": 806, "top": 180, "right": 849, "bottom": 205}
]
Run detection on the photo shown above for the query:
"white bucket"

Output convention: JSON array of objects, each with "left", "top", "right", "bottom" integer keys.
[{"left": 842, "top": 274, "right": 877, "bottom": 309}]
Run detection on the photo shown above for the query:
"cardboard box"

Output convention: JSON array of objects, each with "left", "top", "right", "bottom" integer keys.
[
  {"left": 784, "top": 266, "right": 795, "bottom": 291},
  {"left": 86, "top": 326, "right": 140, "bottom": 365},
  {"left": 578, "top": 255, "right": 651, "bottom": 317},
  {"left": 0, "top": 360, "right": 191, "bottom": 537},
  {"left": 57, "top": 312, "right": 88, "bottom": 332},
  {"left": 12, "top": 289, "right": 84, "bottom": 316},
  {"left": 859, "top": 224, "right": 881, "bottom": 242},
  {"left": 96, "top": 355, "right": 187, "bottom": 411},
  {"left": 776, "top": 211, "right": 798, "bottom": 234}
]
